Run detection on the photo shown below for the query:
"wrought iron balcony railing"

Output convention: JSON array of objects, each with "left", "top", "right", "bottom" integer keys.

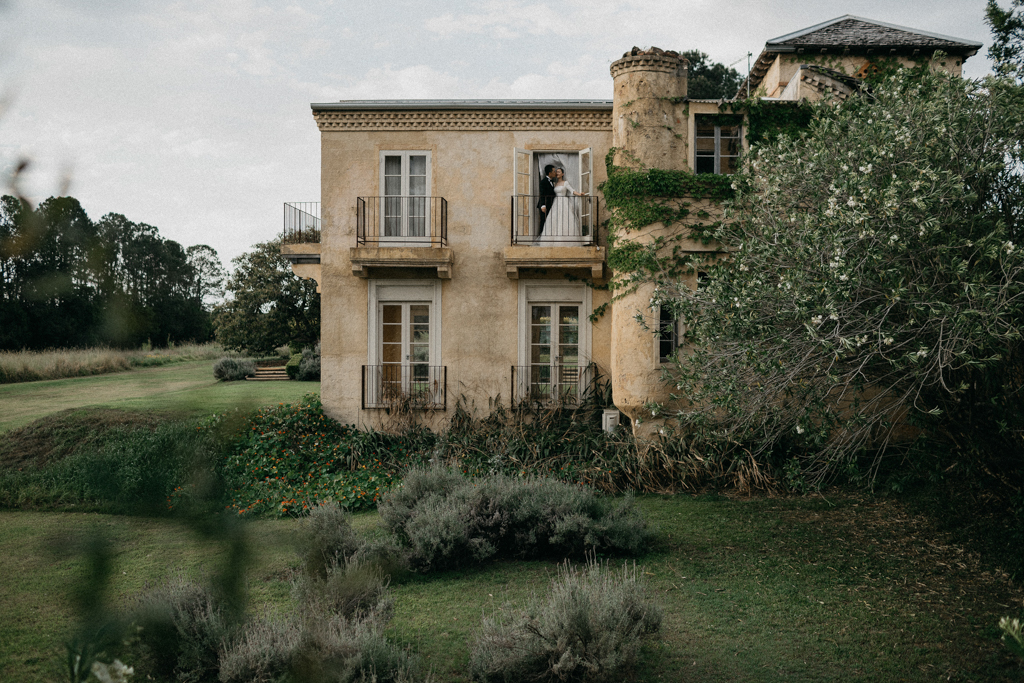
[
  {"left": 283, "top": 202, "right": 321, "bottom": 244},
  {"left": 510, "top": 195, "right": 599, "bottom": 246},
  {"left": 362, "top": 364, "right": 447, "bottom": 411},
  {"left": 511, "top": 361, "right": 596, "bottom": 406},
  {"left": 357, "top": 197, "right": 447, "bottom": 247}
]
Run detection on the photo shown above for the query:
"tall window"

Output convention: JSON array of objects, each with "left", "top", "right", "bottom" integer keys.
[
  {"left": 366, "top": 280, "right": 442, "bottom": 408},
  {"left": 658, "top": 305, "right": 678, "bottom": 363},
  {"left": 380, "top": 151, "right": 430, "bottom": 240},
  {"left": 512, "top": 148, "right": 593, "bottom": 243},
  {"left": 517, "top": 282, "right": 592, "bottom": 403},
  {"left": 695, "top": 115, "right": 741, "bottom": 174}
]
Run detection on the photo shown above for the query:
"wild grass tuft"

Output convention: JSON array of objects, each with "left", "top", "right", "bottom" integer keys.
[
  {"left": 378, "top": 465, "right": 652, "bottom": 571},
  {"left": 0, "top": 342, "right": 233, "bottom": 384},
  {"left": 470, "top": 557, "right": 662, "bottom": 683},
  {"left": 127, "top": 573, "right": 230, "bottom": 683},
  {"left": 0, "top": 416, "right": 223, "bottom": 514}
]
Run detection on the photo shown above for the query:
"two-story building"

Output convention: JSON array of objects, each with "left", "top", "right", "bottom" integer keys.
[{"left": 283, "top": 15, "right": 982, "bottom": 433}]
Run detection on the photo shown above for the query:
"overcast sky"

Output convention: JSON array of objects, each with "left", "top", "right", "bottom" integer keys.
[{"left": 0, "top": 0, "right": 996, "bottom": 267}]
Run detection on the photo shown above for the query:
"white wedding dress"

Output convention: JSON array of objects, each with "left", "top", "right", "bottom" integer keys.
[{"left": 537, "top": 182, "right": 582, "bottom": 244}]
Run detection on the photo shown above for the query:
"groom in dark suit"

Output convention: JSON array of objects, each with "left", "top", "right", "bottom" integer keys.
[{"left": 536, "top": 164, "right": 558, "bottom": 235}]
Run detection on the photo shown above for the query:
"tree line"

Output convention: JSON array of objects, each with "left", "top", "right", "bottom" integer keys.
[{"left": 0, "top": 195, "right": 226, "bottom": 350}]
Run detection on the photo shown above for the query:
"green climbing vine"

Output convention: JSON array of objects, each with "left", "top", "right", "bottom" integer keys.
[{"left": 586, "top": 148, "right": 734, "bottom": 320}]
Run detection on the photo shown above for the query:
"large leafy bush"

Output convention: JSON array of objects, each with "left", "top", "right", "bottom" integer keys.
[{"left": 222, "top": 395, "right": 427, "bottom": 515}]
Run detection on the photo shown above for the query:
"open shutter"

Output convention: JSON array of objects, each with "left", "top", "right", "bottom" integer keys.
[
  {"left": 514, "top": 148, "right": 531, "bottom": 196},
  {"left": 578, "top": 148, "right": 592, "bottom": 237},
  {"left": 513, "top": 148, "right": 533, "bottom": 242}
]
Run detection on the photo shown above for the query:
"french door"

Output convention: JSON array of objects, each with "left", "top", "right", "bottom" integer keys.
[
  {"left": 381, "top": 151, "right": 430, "bottom": 242},
  {"left": 529, "top": 303, "right": 582, "bottom": 400},
  {"left": 380, "top": 302, "right": 432, "bottom": 402}
]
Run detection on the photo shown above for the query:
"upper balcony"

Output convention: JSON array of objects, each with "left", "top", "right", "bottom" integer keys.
[
  {"left": 351, "top": 196, "right": 453, "bottom": 278},
  {"left": 281, "top": 202, "right": 321, "bottom": 290},
  {"left": 504, "top": 195, "right": 605, "bottom": 279}
]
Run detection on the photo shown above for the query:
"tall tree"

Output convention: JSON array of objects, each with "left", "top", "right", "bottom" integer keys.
[
  {"left": 186, "top": 244, "right": 227, "bottom": 307},
  {"left": 987, "top": 0, "right": 1024, "bottom": 81},
  {"left": 0, "top": 197, "right": 221, "bottom": 349},
  {"left": 679, "top": 50, "right": 744, "bottom": 99},
  {"left": 214, "top": 240, "right": 319, "bottom": 356}
]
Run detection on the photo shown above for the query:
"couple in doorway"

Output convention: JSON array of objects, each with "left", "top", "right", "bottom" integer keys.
[{"left": 536, "top": 164, "right": 586, "bottom": 244}]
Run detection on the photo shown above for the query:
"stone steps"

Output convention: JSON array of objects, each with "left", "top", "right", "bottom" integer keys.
[{"left": 247, "top": 367, "right": 290, "bottom": 381}]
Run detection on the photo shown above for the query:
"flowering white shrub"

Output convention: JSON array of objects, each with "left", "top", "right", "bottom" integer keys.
[{"left": 645, "top": 68, "right": 1024, "bottom": 482}]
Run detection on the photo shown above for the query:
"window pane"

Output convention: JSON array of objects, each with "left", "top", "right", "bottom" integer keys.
[
  {"left": 695, "top": 157, "right": 715, "bottom": 174},
  {"left": 559, "top": 307, "right": 578, "bottom": 325},
  {"left": 695, "top": 116, "right": 716, "bottom": 136},
  {"left": 560, "top": 347, "right": 579, "bottom": 364},
  {"left": 384, "top": 156, "right": 401, "bottom": 175},
  {"left": 409, "top": 176, "right": 426, "bottom": 196},
  {"left": 721, "top": 156, "right": 738, "bottom": 175},
  {"left": 695, "top": 138, "right": 716, "bottom": 155},
  {"left": 409, "top": 155, "right": 426, "bottom": 175},
  {"left": 722, "top": 136, "right": 740, "bottom": 156},
  {"left": 384, "top": 176, "right": 401, "bottom": 196}
]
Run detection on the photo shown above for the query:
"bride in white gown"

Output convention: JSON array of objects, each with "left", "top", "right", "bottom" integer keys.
[{"left": 538, "top": 168, "right": 586, "bottom": 244}]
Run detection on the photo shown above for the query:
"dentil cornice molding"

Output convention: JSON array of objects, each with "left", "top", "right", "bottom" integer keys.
[{"left": 313, "top": 110, "right": 613, "bottom": 132}]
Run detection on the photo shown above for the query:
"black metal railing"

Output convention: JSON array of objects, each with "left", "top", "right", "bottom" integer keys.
[
  {"left": 283, "top": 202, "right": 321, "bottom": 244},
  {"left": 510, "top": 195, "right": 599, "bottom": 246},
  {"left": 511, "top": 361, "right": 596, "bottom": 405},
  {"left": 356, "top": 197, "right": 447, "bottom": 246},
  {"left": 362, "top": 365, "right": 447, "bottom": 410}
]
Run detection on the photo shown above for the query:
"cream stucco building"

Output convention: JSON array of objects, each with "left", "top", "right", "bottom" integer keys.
[{"left": 283, "top": 16, "right": 982, "bottom": 433}]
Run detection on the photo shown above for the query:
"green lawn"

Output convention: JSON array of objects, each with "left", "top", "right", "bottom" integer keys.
[
  {"left": 0, "top": 360, "right": 319, "bottom": 432},
  {"left": 3, "top": 495, "right": 1021, "bottom": 682}
]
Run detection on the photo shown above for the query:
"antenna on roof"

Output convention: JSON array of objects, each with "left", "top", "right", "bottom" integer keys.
[{"left": 747, "top": 52, "right": 752, "bottom": 98}]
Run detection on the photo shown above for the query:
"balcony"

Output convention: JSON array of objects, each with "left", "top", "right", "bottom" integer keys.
[
  {"left": 351, "top": 196, "right": 452, "bottom": 278},
  {"left": 504, "top": 195, "right": 605, "bottom": 279},
  {"left": 362, "top": 364, "right": 447, "bottom": 411},
  {"left": 511, "top": 361, "right": 597, "bottom": 406},
  {"left": 281, "top": 202, "right": 321, "bottom": 290}
]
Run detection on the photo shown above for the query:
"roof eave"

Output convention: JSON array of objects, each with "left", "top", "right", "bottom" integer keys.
[{"left": 310, "top": 99, "right": 614, "bottom": 112}]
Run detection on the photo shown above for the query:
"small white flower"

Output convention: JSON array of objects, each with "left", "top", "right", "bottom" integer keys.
[
  {"left": 829, "top": 312, "right": 839, "bottom": 321},
  {"left": 884, "top": 337, "right": 894, "bottom": 345},
  {"left": 91, "top": 660, "right": 135, "bottom": 683},
  {"left": 839, "top": 274, "right": 848, "bottom": 282},
  {"left": 1006, "top": 241, "right": 1016, "bottom": 254},
  {"left": 796, "top": 425, "right": 805, "bottom": 434},
  {"left": 811, "top": 315, "right": 823, "bottom": 326}
]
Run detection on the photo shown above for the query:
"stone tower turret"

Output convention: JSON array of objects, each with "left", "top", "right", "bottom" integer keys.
[
  {"left": 610, "top": 48, "right": 689, "bottom": 171},
  {"left": 608, "top": 48, "right": 695, "bottom": 434}
]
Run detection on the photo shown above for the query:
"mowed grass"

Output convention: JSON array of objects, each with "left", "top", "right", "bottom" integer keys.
[
  {"left": 3, "top": 495, "right": 1021, "bottom": 683},
  {"left": 0, "top": 360, "right": 319, "bottom": 432}
]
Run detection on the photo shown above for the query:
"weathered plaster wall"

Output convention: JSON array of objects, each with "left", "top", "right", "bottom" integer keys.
[{"left": 317, "top": 121, "right": 612, "bottom": 428}]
